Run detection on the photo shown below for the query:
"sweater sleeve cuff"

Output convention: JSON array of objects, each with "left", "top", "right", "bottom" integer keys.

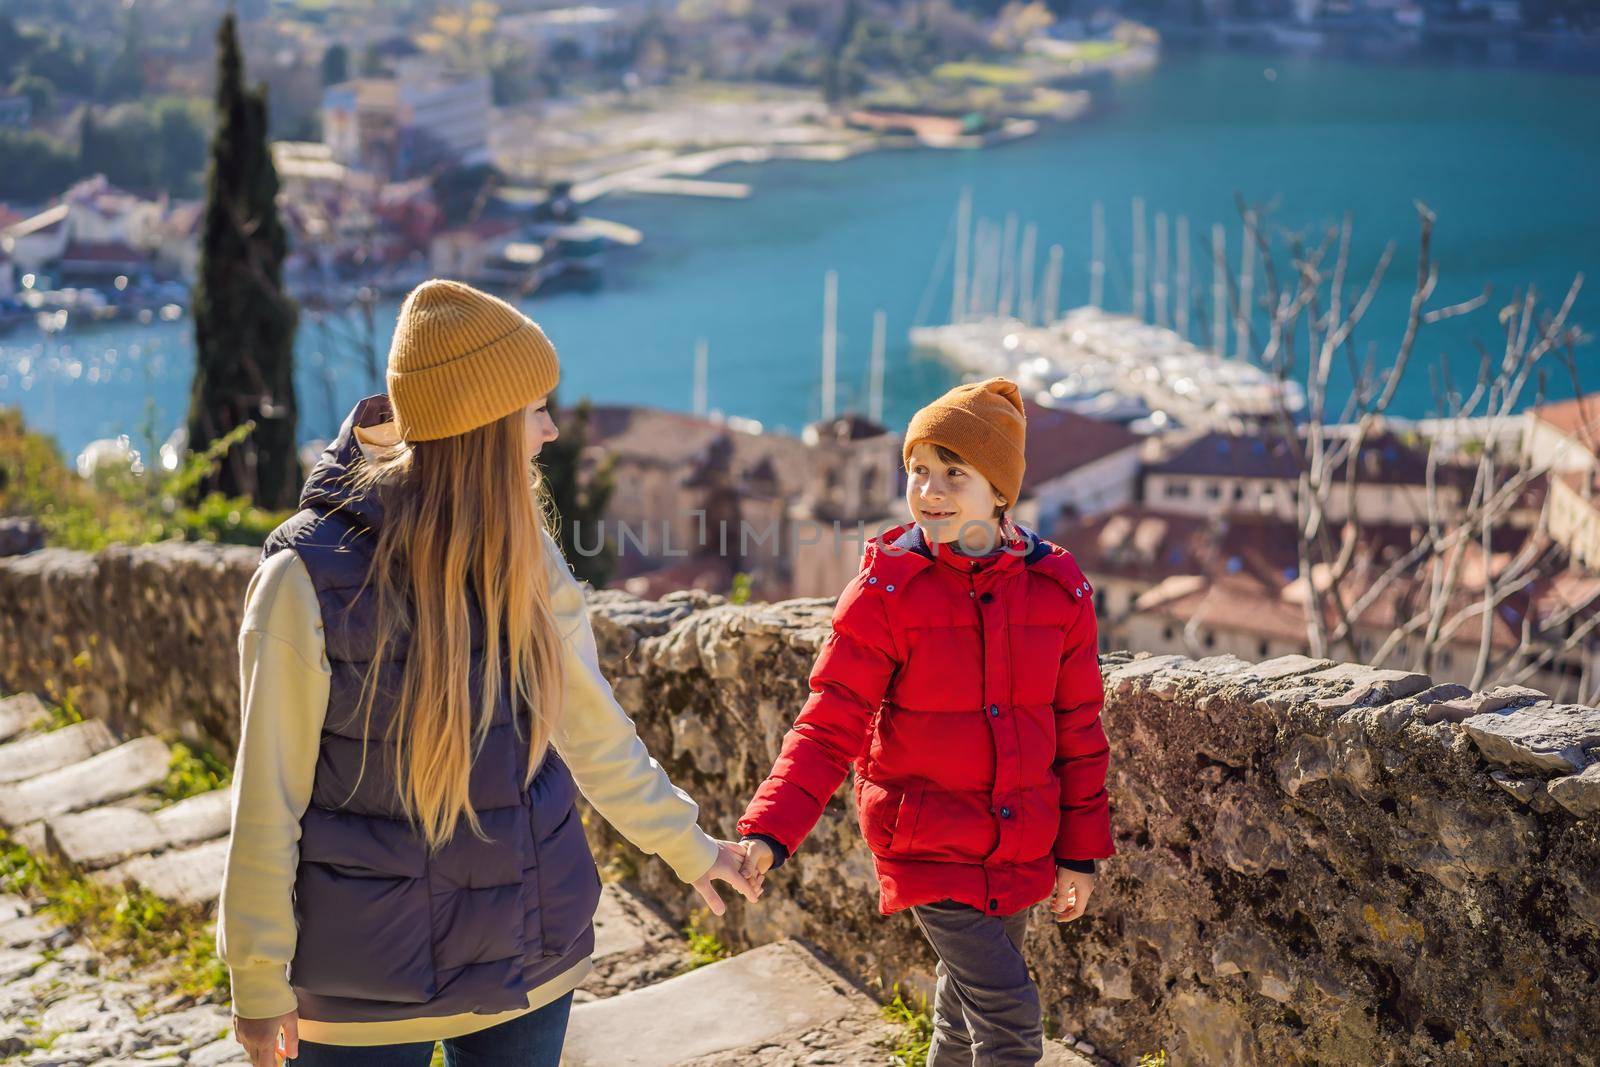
[
  {"left": 229, "top": 962, "right": 298, "bottom": 1021},
  {"left": 740, "top": 833, "right": 790, "bottom": 871},
  {"left": 1057, "top": 857, "right": 1097, "bottom": 875},
  {"left": 660, "top": 827, "right": 721, "bottom": 884}
]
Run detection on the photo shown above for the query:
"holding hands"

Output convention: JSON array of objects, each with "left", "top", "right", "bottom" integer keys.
[
  {"left": 737, "top": 837, "right": 776, "bottom": 897},
  {"left": 690, "top": 840, "right": 765, "bottom": 914}
]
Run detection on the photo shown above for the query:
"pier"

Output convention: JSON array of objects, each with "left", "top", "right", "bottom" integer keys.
[{"left": 910, "top": 307, "right": 1306, "bottom": 434}]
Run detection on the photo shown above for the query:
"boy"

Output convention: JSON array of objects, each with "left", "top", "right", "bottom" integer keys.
[{"left": 737, "top": 377, "right": 1114, "bottom": 1066}]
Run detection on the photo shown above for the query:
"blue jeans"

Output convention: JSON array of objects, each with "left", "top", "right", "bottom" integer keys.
[{"left": 289, "top": 992, "right": 573, "bottom": 1067}]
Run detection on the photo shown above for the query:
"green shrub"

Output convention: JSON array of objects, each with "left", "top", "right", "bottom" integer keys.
[{"left": 0, "top": 408, "right": 288, "bottom": 550}]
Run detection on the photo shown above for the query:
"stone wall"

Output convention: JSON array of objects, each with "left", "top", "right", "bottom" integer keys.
[
  {"left": 578, "top": 589, "right": 1600, "bottom": 1067},
  {"left": 0, "top": 543, "right": 254, "bottom": 751},
  {"left": 1, "top": 543, "right": 1596, "bottom": 1064}
]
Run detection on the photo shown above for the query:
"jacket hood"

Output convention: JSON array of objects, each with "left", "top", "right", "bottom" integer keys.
[{"left": 297, "top": 394, "right": 395, "bottom": 536}]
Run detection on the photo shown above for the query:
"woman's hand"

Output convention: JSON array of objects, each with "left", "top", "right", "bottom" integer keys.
[
  {"left": 234, "top": 1010, "right": 298, "bottom": 1066},
  {"left": 690, "top": 840, "right": 762, "bottom": 915},
  {"left": 1050, "top": 868, "right": 1096, "bottom": 923}
]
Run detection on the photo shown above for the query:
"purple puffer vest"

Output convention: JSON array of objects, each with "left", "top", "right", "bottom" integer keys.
[{"left": 261, "top": 395, "right": 601, "bottom": 1024}]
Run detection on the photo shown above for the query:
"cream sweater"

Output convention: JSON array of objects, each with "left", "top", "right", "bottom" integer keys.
[{"left": 216, "top": 526, "right": 719, "bottom": 1046}]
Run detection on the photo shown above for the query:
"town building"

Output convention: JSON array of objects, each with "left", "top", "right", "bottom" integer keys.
[
  {"left": 500, "top": 6, "right": 639, "bottom": 62},
  {"left": 0, "top": 176, "right": 164, "bottom": 282},
  {"left": 1012, "top": 401, "right": 1144, "bottom": 534},
  {"left": 1141, "top": 427, "right": 1471, "bottom": 526},
  {"left": 1527, "top": 398, "right": 1600, "bottom": 571},
  {"left": 322, "top": 63, "right": 492, "bottom": 180}
]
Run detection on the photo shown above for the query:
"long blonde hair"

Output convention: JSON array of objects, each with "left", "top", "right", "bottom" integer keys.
[{"left": 349, "top": 408, "right": 566, "bottom": 851}]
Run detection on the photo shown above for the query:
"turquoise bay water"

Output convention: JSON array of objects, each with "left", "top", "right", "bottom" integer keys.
[{"left": 5, "top": 49, "right": 1598, "bottom": 459}]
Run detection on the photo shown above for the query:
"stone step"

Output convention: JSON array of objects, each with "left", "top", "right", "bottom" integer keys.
[
  {"left": 44, "top": 790, "right": 231, "bottom": 874},
  {"left": 97, "top": 837, "right": 229, "bottom": 906},
  {"left": 595, "top": 883, "right": 675, "bottom": 959},
  {"left": 0, "top": 693, "right": 48, "bottom": 744},
  {"left": 0, "top": 737, "right": 171, "bottom": 827},
  {"left": 153, "top": 788, "right": 233, "bottom": 848},
  {"left": 582, "top": 882, "right": 692, "bottom": 1000},
  {"left": 0, "top": 719, "right": 115, "bottom": 785},
  {"left": 45, "top": 808, "right": 160, "bottom": 872},
  {"left": 562, "top": 940, "right": 889, "bottom": 1066}
]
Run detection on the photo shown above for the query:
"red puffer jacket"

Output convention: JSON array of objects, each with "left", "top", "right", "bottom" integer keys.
[{"left": 737, "top": 522, "right": 1114, "bottom": 916}]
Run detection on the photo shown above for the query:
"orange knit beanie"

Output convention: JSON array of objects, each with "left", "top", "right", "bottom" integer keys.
[
  {"left": 386, "top": 279, "right": 561, "bottom": 441},
  {"left": 902, "top": 377, "right": 1027, "bottom": 505}
]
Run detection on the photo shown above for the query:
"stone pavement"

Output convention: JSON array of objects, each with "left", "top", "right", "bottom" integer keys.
[{"left": 0, "top": 693, "right": 1097, "bottom": 1066}]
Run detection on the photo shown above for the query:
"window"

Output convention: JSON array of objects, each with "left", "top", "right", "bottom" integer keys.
[
  {"left": 1205, "top": 482, "right": 1222, "bottom": 500},
  {"left": 1164, "top": 481, "right": 1191, "bottom": 500},
  {"left": 1163, "top": 625, "right": 1175, "bottom": 641},
  {"left": 1203, "top": 631, "right": 1216, "bottom": 649},
  {"left": 1258, "top": 639, "right": 1270, "bottom": 657}
]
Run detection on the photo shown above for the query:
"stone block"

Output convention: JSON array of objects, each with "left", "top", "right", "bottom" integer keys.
[
  {"left": 0, "top": 694, "right": 48, "bottom": 744},
  {"left": 563, "top": 941, "right": 876, "bottom": 1066},
  {"left": 1107, "top": 654, "right": 1190, "bottom": 682},
  {"left": 152, "top": 789, "right": 232, "bottom": 848},
  {"left": 44, "top": 806, "right": 166, "bottom": 871},
  {"left": 1240, "top": 654, "right": 1333, "bottom": 682},
  {"left": 1461, "top": 704, "right": 1600, "bottom": 775},
  {"left": 1489, "top": 771, "right": 1561, "bottom": 815},
  {"left": 97, "top": 837, "right": 229, "bottom": 906},
  {"left": 0, "top": 738, "right": 170, "bottom": 827},
  {"left": 1307, "top": 664, "right": 1430, "bottom": 704},
  {"left": 0, "top": 720, "right": 116, "bottom": 785},
  {"left": 1548, "top": 764, "right": 1600, "bottom": 819},
  {"left": 1434, "top": 685, "right": 1547, "bottom": 723}
]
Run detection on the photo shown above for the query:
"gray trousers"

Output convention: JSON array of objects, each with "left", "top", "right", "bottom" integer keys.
[{"left": 910, "top": 900, "right": 1044, "bottom": 1067}]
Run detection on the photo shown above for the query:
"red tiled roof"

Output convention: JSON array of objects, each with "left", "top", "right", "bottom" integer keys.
[
  {"left": 1149, "top": 428, "right": 1453, "bottom": 488},
  {"left": 1132, "top": 526, "right": 1592, "bottom": 655},
  {"left": 1535, "top": 397, "right": 1600, "bottom": 449},
  {"left": 1019, "top": 401, "right": 1141, "bottom": 492}
]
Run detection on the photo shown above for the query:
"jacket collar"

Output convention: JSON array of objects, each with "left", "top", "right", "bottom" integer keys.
[
  {"left": 862, "top": 521, "right": 1092, "bottom": 601},
  {"left": 865, "top": 521, "right": 1050, "bottom": 584}
]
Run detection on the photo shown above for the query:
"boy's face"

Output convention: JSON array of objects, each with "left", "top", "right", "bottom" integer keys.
[{"left": 905, "top": 442, "right": 1006, "bottom": 548}]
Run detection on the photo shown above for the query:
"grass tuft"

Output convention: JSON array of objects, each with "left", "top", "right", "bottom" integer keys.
[
  {"left": 881, "top": 986, "right": 934, "bottom": 1067},
  {"left": 0, "top": 829, "right": 227, "bottom": 1000},
  {"left": 682, "top": 910, "right": 732, "bottom": 971},
  {"left": 157, "top": 742, "right": 232, "bottom": 805}
]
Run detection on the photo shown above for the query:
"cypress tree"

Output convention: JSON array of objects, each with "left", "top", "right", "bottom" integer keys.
[{"left": 187, "top": 14, "right": 299, "bottom": 508}]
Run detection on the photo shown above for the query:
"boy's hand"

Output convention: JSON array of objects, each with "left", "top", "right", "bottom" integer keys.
[
  {"left": 738, "top": 837, "right": 775, "bottom": 896},
  {"left": 691, "top": 840, "right": 762, "bottom": 915},
  {"left": 1050, "top": 867, "right": 1095, "bottom": 923}
]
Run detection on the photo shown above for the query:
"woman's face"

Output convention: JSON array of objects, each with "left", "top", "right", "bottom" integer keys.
[
  {"left": 524, "top": 395, "right": 559, "bottom": 459},
  {"left": 904, "top": 442, "right": 1005, "bottom": 548}
]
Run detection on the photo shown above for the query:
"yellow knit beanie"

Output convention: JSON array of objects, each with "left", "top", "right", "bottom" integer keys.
[
  {"left": 385, "top": 279, "right": 561, "bottom": 441},
  {"left": 902, "top": 377, "right": 1027, "bottom": 505}
]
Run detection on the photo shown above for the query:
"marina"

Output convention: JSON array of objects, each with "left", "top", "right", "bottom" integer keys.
[{"left": 910, "top": 307, "right": 1306, "bottom": 434}]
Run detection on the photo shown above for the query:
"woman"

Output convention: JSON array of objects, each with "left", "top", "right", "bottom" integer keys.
[{"left": 218, "top": 280, "right": 756, "bottom": 1066}]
